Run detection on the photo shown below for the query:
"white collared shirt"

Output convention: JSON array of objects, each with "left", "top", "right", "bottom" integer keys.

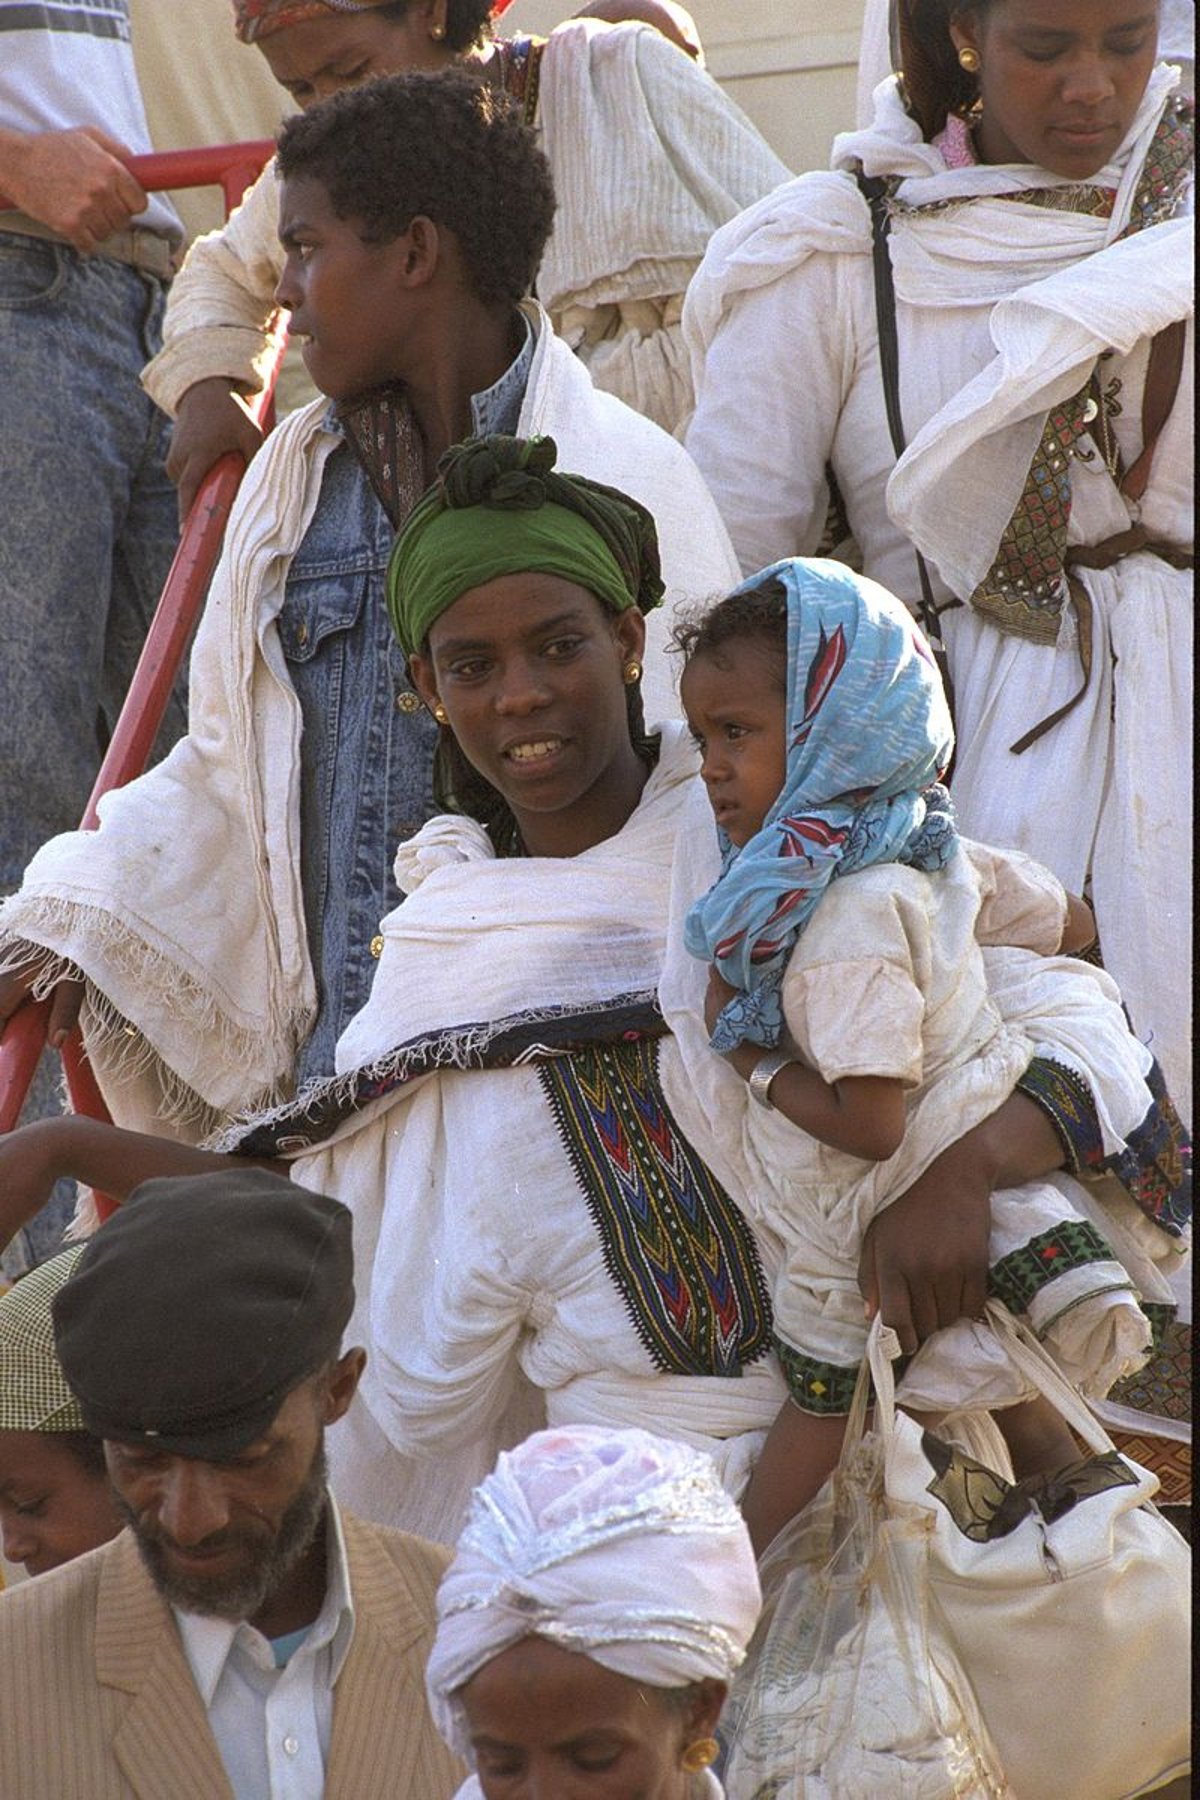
[{"left": 174, "top": 1493, "right": 355, "bottom": 1800}]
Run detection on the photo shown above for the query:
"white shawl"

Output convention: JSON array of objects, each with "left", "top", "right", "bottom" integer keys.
[
  {"left": 271, "top": 732, "right": 786, "bottom": 1537},
  {"left": 0, "top": 307, "right": 738, "bottom": 1141},
  {"left": 535, "top": 18, "right": 790, "bottom": 316},
  {"left": 827, "top": 68, "right": 1194, "bottom": 596}
]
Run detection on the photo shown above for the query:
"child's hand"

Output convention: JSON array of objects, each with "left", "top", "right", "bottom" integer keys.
[
  {"left": 1060, "top": 891, "right": 1098, "bottom": 955},
  {"left": 704, "top": 966, "right": 738, "bottom": 1037}
]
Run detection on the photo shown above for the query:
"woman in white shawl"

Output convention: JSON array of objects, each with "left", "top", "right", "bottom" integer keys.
[
  {"left": 0, "top": 441, "right": 1186, "bottom": 1545},
  {"left": 685, "top": 0, "right": 1193, "bottom": 1122}
]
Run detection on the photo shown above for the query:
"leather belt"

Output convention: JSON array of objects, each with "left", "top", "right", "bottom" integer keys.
[{"left": 0, "top": 210, "right": 178, "bottom": 280}]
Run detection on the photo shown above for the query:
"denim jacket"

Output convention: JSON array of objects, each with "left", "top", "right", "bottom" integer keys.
[{"left": 281, "top": 326, "right": 533, "bottom": 1083}]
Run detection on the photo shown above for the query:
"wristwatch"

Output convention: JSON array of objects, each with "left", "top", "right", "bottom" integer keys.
[{"left": 748, "top": 1050, "right": 795, "bottom": 1110}]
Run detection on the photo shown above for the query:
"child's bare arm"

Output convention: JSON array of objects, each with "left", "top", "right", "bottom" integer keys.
[
  {"left": 704, "top": 965, "right": 906, "bottom": 1160},
  {"left": 0, "top": 1115, "right": 291, "bottom": 1252},
  {"left": 728, "top": 1042, "right": 906, "bottom": 1161}
]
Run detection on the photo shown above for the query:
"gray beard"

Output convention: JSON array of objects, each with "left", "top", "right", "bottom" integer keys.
[{"left": 116, "top": 1443, "right": 328, "bottom": 1623}]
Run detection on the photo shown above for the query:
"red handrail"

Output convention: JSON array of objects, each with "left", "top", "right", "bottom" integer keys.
[
  {"left": 0, "top": 142, "right": 284, "bottom": 1210},
  {"left": 0, "top": 141, "right": 278, "bottom": 221}
]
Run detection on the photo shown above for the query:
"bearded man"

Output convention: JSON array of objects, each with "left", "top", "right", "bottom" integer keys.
[{"left": 0, "top": 1169, "right": 463, "bottom": 1800}]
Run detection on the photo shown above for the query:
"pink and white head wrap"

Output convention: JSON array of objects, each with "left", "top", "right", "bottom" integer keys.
[{"left": 425, "top": 1426, "right": 761, "bottom": 1757}]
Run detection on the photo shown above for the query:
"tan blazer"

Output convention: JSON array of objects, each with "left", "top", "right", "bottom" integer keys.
[{"left": 0, "top": 1513, "right": 465, "bottom": 1799}]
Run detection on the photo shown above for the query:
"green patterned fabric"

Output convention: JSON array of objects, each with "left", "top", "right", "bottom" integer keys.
[
  {"left": 966, "top": 99, "right": 1193, "bottom": 641},
  {"left": 0, "top": 1246, "right": 88, "bottom": 1433},
  {"left": 386, "top": 435, "right": 664, "bottom": 656},
  {"left": 889, "top": 96, "right": 1194, "bottom": 643}
]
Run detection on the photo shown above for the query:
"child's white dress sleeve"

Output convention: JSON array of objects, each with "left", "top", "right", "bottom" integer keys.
[{"left": 778, "top": 867, "right": 934, "bottom": 1091}]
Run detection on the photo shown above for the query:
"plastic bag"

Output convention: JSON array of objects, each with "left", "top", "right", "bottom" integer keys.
[{"left": 722, "top": 1329, "right": 1013, "bottom": 1800}]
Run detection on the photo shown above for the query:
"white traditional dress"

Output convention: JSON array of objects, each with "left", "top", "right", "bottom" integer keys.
[
  {"left": 660, "top": 778, "right": 1187, "bottom": 1422},
  {"left": 684, "top": 66, "right": 1194, "bottom": 1121},
  {"left": 198, "top": 735, "right": 1188, "bottom": 1543}
]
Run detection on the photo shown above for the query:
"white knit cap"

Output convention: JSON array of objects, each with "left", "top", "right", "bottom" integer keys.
[{"left": 425, "top": 1425, "right": 761, "bottom": 1757}]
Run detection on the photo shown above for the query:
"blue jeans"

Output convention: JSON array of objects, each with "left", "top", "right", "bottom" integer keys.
[
  {"left": 0, "top": 231, "right": 184, "bottom": 889},
  {"left": 0, "top": 233, "right": 183, "bottom": 1274}
]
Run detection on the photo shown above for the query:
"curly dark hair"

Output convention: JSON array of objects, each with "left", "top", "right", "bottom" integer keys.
[
  {"left": 379, "top": 1, "right": 494, "bottom": 53},
  {"left": 673, "top": 576, "right": 790, "bottom": 690},
  {"left": 897, "top": 1, "right": 993, "bottom": 140},
  {"left": 275, "top": 69, "right": 555, "bottom": 306}
]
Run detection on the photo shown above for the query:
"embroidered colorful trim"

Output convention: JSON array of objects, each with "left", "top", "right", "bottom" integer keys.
[
  {"left": 774, "top": 1337, "right": 862, "bottom": 1415},
  {"left": 1101, "top": 1058, "right": 1193, "bottom": 1239},
  {"left": 1108, "top": 1314, "right": 1191, "bottom": 1416},
  {"left": 987, "top": 1219, "right": 1119, "bottom": 1316},
  {"left": 497, "top": 33, "right": 547, "bottom": 126},
  {"left": 229, "top": 997, "right": 668, "bottom": 1158},
  {"left": 540, "top": 1038, "right": 772, "bottom": 1377},
  {"left": 1017, "top": 1054, "right": 1193, "bottom": 1239},
  {"left": 1016, "top": 1055, "right": 1106, "bottom": 1175},
  {"left": 971, "top": 99, "right": 1193, "bottom": 639}
]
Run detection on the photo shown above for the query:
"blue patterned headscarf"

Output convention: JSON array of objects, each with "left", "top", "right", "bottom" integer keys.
[{"left": 684, "top": 558, "right": 958, "bottom": 1050}]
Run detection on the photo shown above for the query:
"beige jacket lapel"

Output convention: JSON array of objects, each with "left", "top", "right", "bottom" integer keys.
[
  {"left": 325, "top": 1516, "right": 464, "bottom": 1799},
  {"left": 95, "top": 1533, "right": 234, "bottom": 1800}
]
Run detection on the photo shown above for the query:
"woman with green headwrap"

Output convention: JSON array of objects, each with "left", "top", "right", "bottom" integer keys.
[
  {"left": 238, "top": 432, "right": 793, "bottom": 1533},
  {"left": 388, "top": 434, "right": 664, "bottom": 858},
  {"left": 0, "top": 438, "right": 1177, "bottom": 1558},
  {"left": 198, "top": 435, "right": 1176, "bottom": 1545}
]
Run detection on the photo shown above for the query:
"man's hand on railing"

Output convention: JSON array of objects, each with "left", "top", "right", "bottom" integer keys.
[
  {"left": 168, "top": 378, "right": 267, "bottom": 523},
  {"left": 0, "top": 964, "right": 84, "bottom": 1049},
  {"left": 0, "top": 125, "right": 148, "bottom": 253}
]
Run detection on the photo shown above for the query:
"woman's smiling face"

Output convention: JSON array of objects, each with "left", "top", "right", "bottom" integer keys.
[{"left": 411, "top": 573, "right": 648, "bottom": 857}]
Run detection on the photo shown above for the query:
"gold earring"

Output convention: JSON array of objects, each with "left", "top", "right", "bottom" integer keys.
[
  {"left": 681, "top": 1738, "right": 719, "bottom": 1774},
  {"left": 430, "top": 21, "right": 446, "bottom": 39},
  {"left": 957, "top": 45, "right": 981, "bottom": 73},
  {"left": 623, "top": 659, "right": 643, "bottom": 686},
  {"left": 432, "top": 702, "right": 448, "bottom": 725}
]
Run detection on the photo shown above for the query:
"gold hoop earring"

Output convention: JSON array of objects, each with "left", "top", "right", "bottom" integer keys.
[
  {"left": 957, "top": 45, "right": 981, "bottom": 73},
  {"left": 623, "top": 659, "right": 643, "bottom": 686},
  {"left": 681, "top": 1738, "right": 719, "bottom": 1774},
  {"left": 431, "top": 702, "right": 449, "bottom": 725}
]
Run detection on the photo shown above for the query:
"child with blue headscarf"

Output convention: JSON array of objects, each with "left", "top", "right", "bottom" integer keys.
[{"left": 678, "top": 558, "right": 1176, "bottom": 1549}]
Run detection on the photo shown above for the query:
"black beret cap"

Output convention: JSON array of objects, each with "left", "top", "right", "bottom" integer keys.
[{"left": 52, "top": 1169, "right": 354, "bottom": 1459}]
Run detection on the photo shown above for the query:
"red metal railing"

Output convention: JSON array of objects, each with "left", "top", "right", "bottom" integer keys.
[{"left": 0, "top": 144, "right": 284, "bottom": 1213}]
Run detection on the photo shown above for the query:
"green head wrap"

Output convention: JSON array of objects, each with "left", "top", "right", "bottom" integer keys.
[{"left": 385, "top": 435, "right": 665, "bottom": 658}]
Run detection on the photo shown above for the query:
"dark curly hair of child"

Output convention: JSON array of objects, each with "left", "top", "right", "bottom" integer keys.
[
  {"left": 673, "top": 575, "right": 790, "bottom": 690},
  {"left": 275, "top": 69, "right": 556, "bottom": 308}
]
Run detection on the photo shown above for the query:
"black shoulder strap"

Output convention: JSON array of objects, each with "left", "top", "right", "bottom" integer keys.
[{"left": 855, "top": 171, "right": 949, "bottom": 645}]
